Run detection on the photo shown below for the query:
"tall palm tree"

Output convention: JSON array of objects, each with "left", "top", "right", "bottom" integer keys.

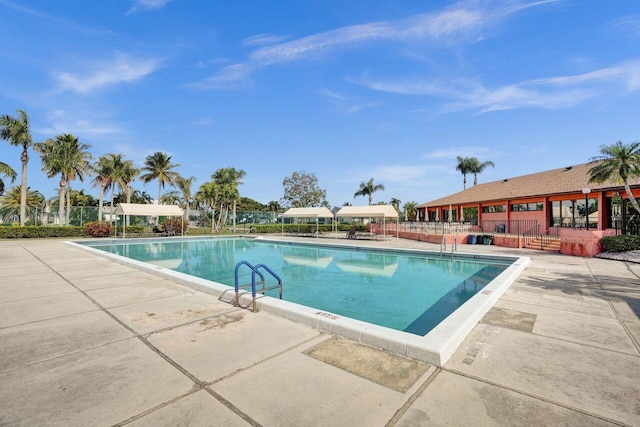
[
  {"left": 106, "top": 154, "right": 139, "bottom": 225},
  {"left": 91, "top": 154, "right": 115, "bottom": 222},
  {"left": 212, "top": 167, "right": 246, "bottom": 230},
  {"left": 589, "top": 141, "right": 640, "bottom": 214},
  {"left": 195, "top": 181, "right": 220, "bottom": 232},
  {"left": 35, "top": 134, "right": 92, "bottom": 225},
  {"left": 0, "top": 109, "right": 33, "bottom": 225},
  {"left": 403, "top": 201, "right": 418, "bottom": 222},
  {"left": 354, "top": 178, "right": 385, "bottom": 205},
  {"left": 140, "top": 152, "right": 181, "bottom": 203},
  {"left": 266, "top": 200, "right": 282, "bottom": 212},
  {"left": 390, "top": 198, "right": 401, "bottom": 213},
  {"left": 0, "top": 161, "right": 17, "bottom": 195},
  {"left": 162, "top": 176, "right": 195, "bottom": 229},
  {"left": 468, "top": 157, "right": 495, "bottom": 186},
  {"left": 0, "top": 185, "right": 43, "bottom": 223},
  {"left": 455, "top": 156, "right": 472, "bottom": 190}
]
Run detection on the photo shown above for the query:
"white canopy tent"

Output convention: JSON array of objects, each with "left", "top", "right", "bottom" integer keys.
[
  {"left": 335, "top": 205, "right": 399, "bottom": 238},
  {"left": 114, "top": 203, "right": 184, "bottom": 238},
  {"left": 281, "top": 207, "right": 335, "bottom": 237}
]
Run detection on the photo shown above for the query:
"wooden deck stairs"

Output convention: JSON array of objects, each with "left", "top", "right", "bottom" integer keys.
[{"left": 524, "top": 238, "right": 561, "bottom": 253}]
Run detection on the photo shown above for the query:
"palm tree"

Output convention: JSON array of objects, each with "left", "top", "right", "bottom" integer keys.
[
  {"left": 589, "top": 141, "right": 640, "bottom": 214},
  {"left": 0, "top": 161, "right": 17, "bottom": 195},
  {"left": 0, "top": 109, "right": 33, "bottom": 225},
  {"left": 162, "top": 176, "right": 195, "bottom": 230},
  {"left": 455, "top": 156, "right": 473, "bottom": 190},
  {"left": 0, "top": 185, "right": 44, "bottom": 223},
  {"left": 468, "top": 157, "right": 495, "bottom": 186},
  {"left": 195, "top": 181, "right": 220, "bottom": 232},
  {"left": 211, "top": 167, "right": 246, "bottom": 230},
  {"left": 35, "top": 134, "right": 92, "bottom": 225},
  {"left": 91, "top": 154, "right": 115, "bottom": 221},
  {"left": 403, "top": 201, "right": 418, "bottom": 222},
  {"left": 354, "top": 178, "right": 385, "bottom": 205},
  {"left": 267, "top": 200, "right": 282, "bottom": 212},
  {"left": 108, "top": 154, "right": 139, "bottom": 225},
  {"left": 390, "top": 198, "right": 401, "bottom": 213},
  {"left": 140, "top": 152, "right": 182, "bottom": 203}
]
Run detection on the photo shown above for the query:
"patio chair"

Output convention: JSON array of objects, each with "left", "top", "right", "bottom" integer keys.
[{"left": 347, "top": 226, "right": 356, "bottom": 239}]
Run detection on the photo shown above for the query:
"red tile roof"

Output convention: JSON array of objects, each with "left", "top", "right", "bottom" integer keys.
[{"left": 419, "top": 162, "right": 640, "bottom": 208}]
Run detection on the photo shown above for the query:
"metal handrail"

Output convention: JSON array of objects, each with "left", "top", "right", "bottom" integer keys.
[
  {"left": 234, "top": 260, "right": 264, "bottom": 307},
  {"left": 234, "top": 260, "right": 282, "bottom": 312},
  {"left": 242, "top": 227, "right": 255, "bottom": 238}
]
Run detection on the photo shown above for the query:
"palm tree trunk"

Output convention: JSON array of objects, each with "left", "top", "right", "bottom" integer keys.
[
  {"left": 19, "top": 149, "right": 28, "bottom": 226},
  {"left": 110, "top": 186, "right": 115, "bottom": 224},
  {"left": 211, "top": 206, "right": 216, "bottom": 233},
  {"left": 66, "top": 187, "right": 71, "bottom": 225},
  {"left": 126, "top": 184, "right": 131, "bottom": 226},
  {"left": 157, "top": 181, "right": 162, "bottom": 224},
  {"left": 97, "top": 184, "right": 105, "bottom": 222},
  {"left": 58, "top": 179, "right": 65, "bottom": 226},
  {"left": 624, "top": 180, "right": 640, "bottom": 214}
]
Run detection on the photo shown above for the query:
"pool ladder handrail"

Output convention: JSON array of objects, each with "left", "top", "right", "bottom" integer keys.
[
  {"left": 234, "top": 260, "right": 283, "bottom": 312},
  {"left": 440, "top": 237, "right": 457, "bottom": 257},
  {"left": 242, "top": 227, "right": 255, "bottom": 238}
]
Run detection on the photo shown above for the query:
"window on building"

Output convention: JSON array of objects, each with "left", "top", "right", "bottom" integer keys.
[
  {"left": 510, "top": 202, "right": 543, "bottom": 212},
  {"left": 482, "top": 204, "right": 506, "bottom": 213},
  {"left": 550, "top": 199, "right": 598, "bottom": 228}
]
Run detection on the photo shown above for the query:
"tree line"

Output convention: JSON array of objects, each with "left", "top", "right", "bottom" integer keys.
[{"left": 1, "top": 109, "right": 422, "bottom": 226}]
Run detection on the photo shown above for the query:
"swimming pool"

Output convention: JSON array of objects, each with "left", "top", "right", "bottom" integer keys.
[
  {"left": 81, "top": 237, "right": 511, "bottom": 335},
  {"left": 71, "top": 236, "right": 529, "bottom": 366}
]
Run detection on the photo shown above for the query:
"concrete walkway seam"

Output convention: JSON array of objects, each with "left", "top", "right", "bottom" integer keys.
[
  {"left": 385, "top": 368, "right": 442, "bottom": 427},
  {"left": 444, "top": 368, "right": 628, "bottom": 426},
  {"left": 585, "top": 260, "right": 640, "bottom": 353}
]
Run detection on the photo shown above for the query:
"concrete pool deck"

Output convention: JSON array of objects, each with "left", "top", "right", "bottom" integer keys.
[{"left": 1, "top": 237, "right": 638, "bottom": 426}]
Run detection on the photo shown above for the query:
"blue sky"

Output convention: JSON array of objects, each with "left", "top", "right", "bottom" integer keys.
[{"left": 1, "top": 0, "right": 639, "bottom": 208}]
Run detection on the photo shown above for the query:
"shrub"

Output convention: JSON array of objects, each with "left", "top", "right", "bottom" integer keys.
[
  {"left": 600, "top": 235, "right": 640, "bottom": 252},
  {"left": 84, "top": 221, "right": 112, "bottom": 238},
  {"left": 246, "top": 223, "right": 368, "bottom": 234},
  {"left": 0, "top": 226, "right": 85, "bottom": 239},
  {"left": 163, "top": 217, "right": 187, "bottom": 234}
]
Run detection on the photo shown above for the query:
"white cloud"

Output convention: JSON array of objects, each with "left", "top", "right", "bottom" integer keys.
[
  {"left": 197, "top": 0, "right": 553, "bottom": 89},
  {"left": 38, "top": 120, "right": 121, "bottom": 139},
  {"left": 54, "top": 53, "right": 163, "bottom": 94},
  {"left": 358, "top": 59, "right": 640, "bottom": 114},
  {"left": 609, "top": 15, "right": 640, "bottom": 39},
  {"left": 243, "top": 33, "right": 289, "bottom": 47},
  {"left": 127, "top": 0, "right": 173, "bottom": 14}
]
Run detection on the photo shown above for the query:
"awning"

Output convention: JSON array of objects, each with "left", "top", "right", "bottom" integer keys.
[
  {"left": 281, "top": 207, "right": 334, "bottom": 238},
  {"left": 335, "top": 205, "right": 399, "bottom": 218},
  {"left": 115, "top": 203, "right": 184, "bottom": 217},
  {"left": 114, "top": 203, "right": 184, "bottom": 238},
  {"left": 281, "top": 207, "right": 334, "bottom": 218},
  {"left": 335, "top": 205, "right": 399, "bottom": 238}
]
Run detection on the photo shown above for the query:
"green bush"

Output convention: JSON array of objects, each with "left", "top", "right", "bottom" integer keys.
[
  {"left": 600, "top": 235, "right": 640, "bottom": 252},
  {"left": 113, "top": 225, "right": 145, "bottom": 235},
  {"left": 84, "top": 221, "right": 112, "bottom": 237},
  {"left": 162, "top": 217, "right": 188, "bottom": 234},
  {"left": 246, "top": 223, "right": 368, "bottom": 234},
  {"left": 0, "top": 226, "right": 85, "bottom": 239}
]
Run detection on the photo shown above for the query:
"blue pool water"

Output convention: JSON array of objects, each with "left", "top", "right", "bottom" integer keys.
[{"left": 83, "top": 238, "right": 513, "bottom": 335}]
